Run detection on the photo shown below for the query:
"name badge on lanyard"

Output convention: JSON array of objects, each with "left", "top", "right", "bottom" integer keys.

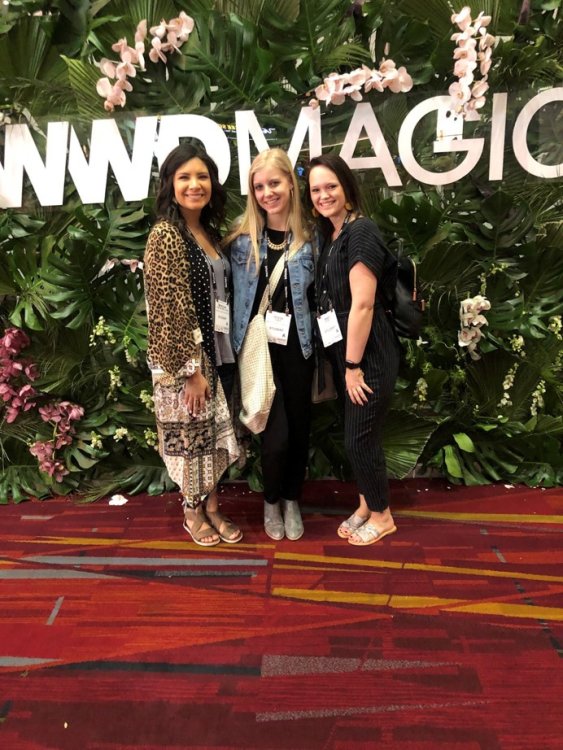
[
  {"left": 317, "top": 309, "right": 343, "bottom": 348},
  {"left": 214, "top": 299, "right": 230, "bottom": 334},
  {"left": 265, "top": 310, "right": 291, "bottom": 345}
]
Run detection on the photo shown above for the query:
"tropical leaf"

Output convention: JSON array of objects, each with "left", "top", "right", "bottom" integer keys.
[{"left": 383, "top": 410, "right": 439, "bottom": 478}]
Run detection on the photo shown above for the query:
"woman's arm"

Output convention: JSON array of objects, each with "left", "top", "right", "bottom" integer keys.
[{"left": 345, "top": 261, "right": 376, "bottom": 405}]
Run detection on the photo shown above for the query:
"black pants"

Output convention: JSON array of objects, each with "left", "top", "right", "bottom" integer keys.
[
  {"left": 216, "top": 362, "right": 236, "bottom": 403},
  {"left": 261, "top": 341, "right": 314, "bottom": 504},
  {"left": 331, "top": 312, "right": 400, "bottom": 513}
]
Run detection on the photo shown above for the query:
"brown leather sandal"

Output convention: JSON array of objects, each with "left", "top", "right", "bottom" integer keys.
[
  {"left": 206, "top": 510, "right": 243, "bottom": 544},
  {"left": 183, "top": 511, "right": 221, "bottom": 546}
]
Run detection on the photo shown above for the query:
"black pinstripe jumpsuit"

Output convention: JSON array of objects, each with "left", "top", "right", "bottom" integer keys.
[{"left": 317, "top": 217, "right": 401, "bottom": 512}]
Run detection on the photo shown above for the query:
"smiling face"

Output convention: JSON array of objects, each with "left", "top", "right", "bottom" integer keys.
[
  {"left": 308, "top": 165, "right": 349, "bottom": 228},
  {"left": 173, "top": 157, "right": 212, "bottom": 219},
  {"left": 252, "top": 166, "right": 293, "bottom": 227}
]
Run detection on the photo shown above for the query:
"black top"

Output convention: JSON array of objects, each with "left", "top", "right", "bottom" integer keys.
[
  {"left": 316, "top": 216, "right": 399, "bottom": 366},
  {"left": 316, "top": 217, "right": 396, "bottom": 316},
  {"left": 251, "top": 228, "right": 294, "bottom": 318}
]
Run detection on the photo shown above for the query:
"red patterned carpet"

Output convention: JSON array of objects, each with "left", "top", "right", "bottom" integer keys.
[{"left": 1, "top": 479, "right": 562, "bottom": 750}]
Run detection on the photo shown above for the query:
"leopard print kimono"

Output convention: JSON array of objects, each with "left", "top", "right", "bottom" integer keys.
[{"left": 144, "top": 219, "right": 239, "bottom": 507}]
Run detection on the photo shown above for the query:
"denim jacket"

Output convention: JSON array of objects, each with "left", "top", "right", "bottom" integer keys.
[{"left": 230, "top": 233, "right": 315, "bottom": 359}]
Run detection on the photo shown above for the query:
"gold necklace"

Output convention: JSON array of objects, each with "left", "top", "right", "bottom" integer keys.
[{"left": 266, "top": 233, "right": 287, "bottom": 251}]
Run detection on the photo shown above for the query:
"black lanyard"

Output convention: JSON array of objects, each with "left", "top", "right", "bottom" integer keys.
[
  {"left": 319, "top": 212, "right": 351, "bottom": 313},
  {"left": 263, "top": 232, "right": 290, "bottom": 314},
  {"left": 201, "top": 248, "right": 230, "bottom": 304}
]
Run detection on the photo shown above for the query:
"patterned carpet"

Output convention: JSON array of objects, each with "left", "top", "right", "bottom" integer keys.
[{"left": 1, "top": 479, "right": 562, "bottom": 750}]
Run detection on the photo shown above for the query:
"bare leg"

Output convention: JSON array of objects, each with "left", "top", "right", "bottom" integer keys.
[
  {"left": 183, "top": 502, "right": 219, "bottom": 545},
  {"left": 348, "top": 494, "right": 395, "bottom": 544},
  {"left": 205, "top": 489, "right": 242, "bottom": 543}
]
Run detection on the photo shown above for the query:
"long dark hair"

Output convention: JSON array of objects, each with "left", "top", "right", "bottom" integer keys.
[
  {"left": 305, "top": 153, "right": 363, "bottom": 238},
  {"left": 155, "top": 143, "right": 227, "bottom": 238}
]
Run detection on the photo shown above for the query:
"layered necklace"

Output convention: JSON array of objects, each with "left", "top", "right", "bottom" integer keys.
[{"left": 266, "top": 229, "right": 287, "bottom": 251}]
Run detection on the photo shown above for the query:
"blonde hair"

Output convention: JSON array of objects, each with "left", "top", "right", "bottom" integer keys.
[{"left": 224, "top": 148, "right": 309, "bottom": 268}]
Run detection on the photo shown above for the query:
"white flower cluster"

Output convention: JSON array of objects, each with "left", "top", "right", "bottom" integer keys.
[
  {"left": 498, "top": 363, "right": 519, "bottom": 409},
  {"left": 548, "top": 315, "right": 562, "bottom": 340},
  {"left": 509, "top": 334, "right": 526, "bottom": 356},
  {"left": 90, "top": 432, "right": 104, "bottom": 450},
  {"left": 113, "top": 427, "right": 130, "bottom": 442},
  {"left": 448, "top": 7, "right": 496, "bottom": 121},
  {"left": 458, "top": 294, "right": 491, "bottom": 360},
  {"left": 530, "top": 379, "right": 546, "bottom": 417},
  {"left": 95, "top": 13, "right": 194, "bottom": 111},
  {"left": 414, "top": 377, "right": 428, "bottom": 404},
  {"left": 144, "top": 428, "right": 158, "bottom": 448},
  {"left": 310, "top": 58, "right": 413, "bottom": 109},
  {"left": 139, "top": 390, "right": 155, "bottom": 412},
  {"left": 108, "top": 366, "right": 123, "bottom": 399},
  {"left": 89, "top": 316, "right": 116, "bottom": 347}
]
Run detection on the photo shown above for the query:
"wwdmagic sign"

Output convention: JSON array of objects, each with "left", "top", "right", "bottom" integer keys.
[{"left": 0, "top": 89, "right": 561, "bottom": 209}]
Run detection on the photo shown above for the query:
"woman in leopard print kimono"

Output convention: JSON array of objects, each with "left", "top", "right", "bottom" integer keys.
[{"left": 144, "top": 144, "right": 241, "bottom": 546}]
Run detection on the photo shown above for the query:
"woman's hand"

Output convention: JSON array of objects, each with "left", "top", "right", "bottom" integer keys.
[
  {"left": 184, "top": 370, "right": 211, "bottom": 416},
  {"left": 345, "top": 367, "right": 373, "bottom": 405}
]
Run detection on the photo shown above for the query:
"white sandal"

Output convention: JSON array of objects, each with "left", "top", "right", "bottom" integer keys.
[
  {"left": 348, "top": 523, "right": 397, "bottom": 546},
  {"left": 337, "top": 513, "right": 368, "bottom": 539}
]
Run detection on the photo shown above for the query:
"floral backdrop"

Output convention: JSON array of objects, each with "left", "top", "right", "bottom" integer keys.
[{"left": 0, "top": 0, "right": 562, "bottom": 503}]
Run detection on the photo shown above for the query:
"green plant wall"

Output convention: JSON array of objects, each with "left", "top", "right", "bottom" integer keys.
[{"left": 1, "top": 0, "right": 562, "bottom": 502}]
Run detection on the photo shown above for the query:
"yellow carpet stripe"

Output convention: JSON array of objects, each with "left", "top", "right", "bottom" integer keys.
[
  {"left": 444, "top": 602, "right": 563, "bottom": 620},
  {"left": 394, "top": 510, "right": 563, "bottom": 524},
  {"left": 276, "top": 552, "right": 563, "bottom": 584},
  {"left": 273, "top": 588, "right": 563, "bottom": 621},
  {"left": 18, "top": 536, "right": 274, "bottom": 552}
]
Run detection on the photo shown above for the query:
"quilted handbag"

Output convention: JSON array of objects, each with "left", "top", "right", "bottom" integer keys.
[{"left": 238, "top": 255, "right": 285, "bottom": 434}]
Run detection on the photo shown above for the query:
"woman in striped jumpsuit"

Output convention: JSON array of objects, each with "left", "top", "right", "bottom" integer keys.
[{"left": 307, "top": 154, "right": 401, "bottom": 546}]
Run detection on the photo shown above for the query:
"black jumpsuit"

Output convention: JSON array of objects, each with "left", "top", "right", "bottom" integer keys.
[{"left": 317, "top": 217, "right": 401, "bottom": 512}]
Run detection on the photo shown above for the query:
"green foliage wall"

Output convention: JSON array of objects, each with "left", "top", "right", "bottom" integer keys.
[{"left": 1, "top": 0, "right": 562, "bottom": 502}]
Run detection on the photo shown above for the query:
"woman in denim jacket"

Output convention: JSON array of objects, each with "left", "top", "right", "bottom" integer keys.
[{"left": 225, "top": 149, "right": 315, "bottom": 541}]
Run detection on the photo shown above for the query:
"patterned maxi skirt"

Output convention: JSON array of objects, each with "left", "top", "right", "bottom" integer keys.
[{"left": 151, "top": 355, "right": 239, "bottom": 507}]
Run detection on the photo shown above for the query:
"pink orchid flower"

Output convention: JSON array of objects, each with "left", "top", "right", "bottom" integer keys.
[
  {"left": 386, "top": 66, "right": 413, "bottom": 93},
  {"left": 451, "top": 6, "right": 472, "bottom": 31},
  {"left": 479, "top": 32, "right": 496, "bottom": 49},
  {"left": 134, "top": 42, "right": 146, "bottom": 70},
  {"left": 39, "top": 403, "right": 62, "bottom": 423},
  {"left": 96, "top": 77, "right": 113, "bottom": 98},
  {"left": 315, "top": 74, "right": 346, "bottom": 106},
  {"left": 474, "top": 12, "right": 492, "bottom": 28},
  {"left": 308, "top": 98, "right": 319, "bottom": 109},
  {"left": 98, "top": 58, "right": 117, "bottom": 78},
  {"left": 0, "top": 383, "right": 16, "bottom": 401},
  {"left": 111, "top": 38, "right": 130, "bottom": 56},
  {"left": 379, "top": 59, "right": 397, "bottom": 75},
  {"left": 116, "top": 57, "right": 137, "bottom": 80},
  {"left": 135, "top": 20, "right": 147, "bottom": 43},
  {"left": 168, "top": 11, "right": 194, "bottom": 42},
  {"left": 2, "top": 328, "right": 30, "bottom": 355},
  {"left": 149, "top": 37, "right": 168, "bottom": 64},
  {"left": 59, "top": 401, "right": 84, "bottom": 421},
  {"left": 471, "top": 79, "right": 489, "bottom": 98},
  {"left": 55, "top": 434, "right": 73, "bottom": 449},
  {"left": 30, "top": 440, "right": 55, "bottom": 461},
  {"left": 1, "top": 359, "right": 23, "bottom": 380},
  {"left": 362, "top": 65, "right": 385, "bottom": 93},
  {"left": 453, "top": 58, "right": 477, "bottom": 79},
  {"left": 454, "top": 44, "right": 477, "bottom": 62},
  {"left": 149, "top": 20, "right": 167, "bottom": 39}
]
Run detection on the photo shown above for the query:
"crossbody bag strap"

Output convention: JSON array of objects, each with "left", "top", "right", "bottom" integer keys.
[{"left": 257, "top": 253, "right": 287, "bottom": 316}]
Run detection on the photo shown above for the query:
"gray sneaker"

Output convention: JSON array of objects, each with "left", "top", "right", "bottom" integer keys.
[
  {"left": 282, "top": 499, "right": 304, "bottom": 541},
  {"left": 264, "top": 500, "right": 284, "bottom": 540}
]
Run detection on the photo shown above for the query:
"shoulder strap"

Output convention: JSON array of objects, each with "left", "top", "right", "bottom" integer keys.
[{"left": 257, "top": 253, "right": 286, "bottom": 316}]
